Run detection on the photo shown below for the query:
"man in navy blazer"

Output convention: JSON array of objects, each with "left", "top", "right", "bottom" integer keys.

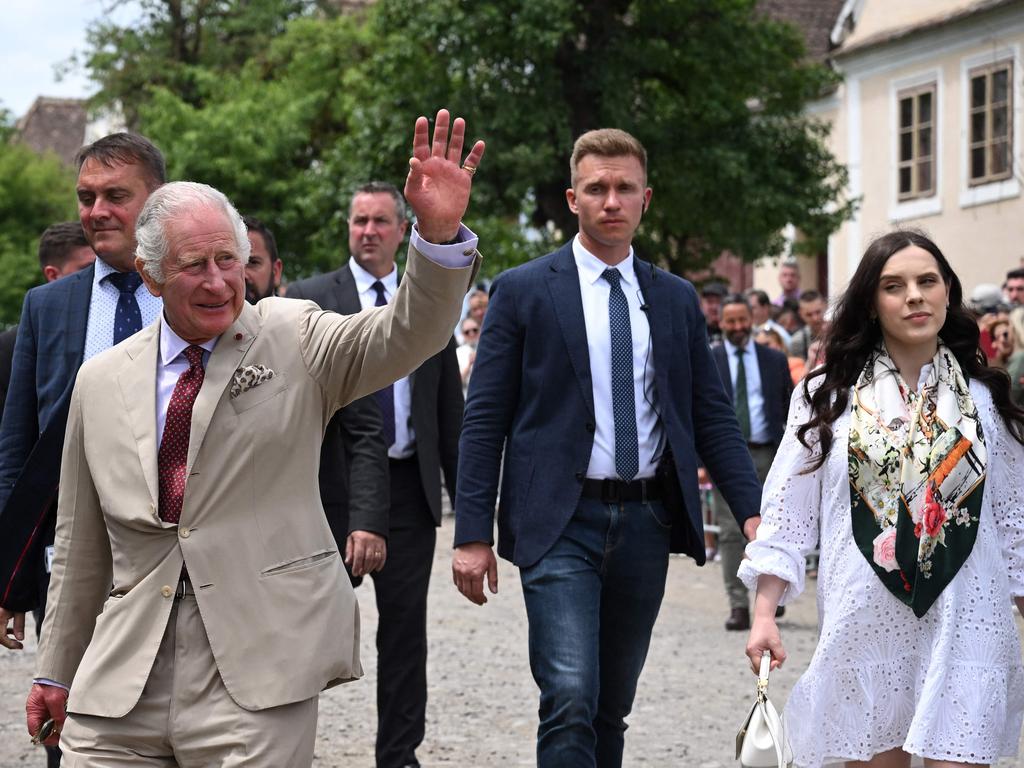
[
  {"left": 0, "top": 135, "right": 166, "bottom": 673},
  {"left": 710, "top": 294, "right": 792, "bottom": 632},
  {"left": 452, "top": 129, "right": 761, "bottom": 767}
]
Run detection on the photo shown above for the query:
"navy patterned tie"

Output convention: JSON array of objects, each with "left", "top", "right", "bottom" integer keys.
[
  {"left": 371, "top": 281, "right": 397, "bottom": 447},
  {"left": 602, "top": 268, "right": 639, "bottom": 482},
  {"left": 107, "top": 271, "right": 143, "bottom": 344}
]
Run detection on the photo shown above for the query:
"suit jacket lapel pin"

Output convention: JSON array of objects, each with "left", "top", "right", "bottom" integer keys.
[{"left": 230, "top": 364, "right": 276, "bottom": 399}]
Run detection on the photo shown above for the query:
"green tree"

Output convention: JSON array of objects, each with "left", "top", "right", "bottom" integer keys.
[
  {"left": 0, "top": 111, "right": 78, "bottom": 324},
  {"left": 68, "top": 0, "right": 338, "bottom": 127},
  {"left": 86, "top": 0, "right": 852, "bottom": 279},
  {"left": 137, "top": 14, "right": 374, "bottom": 275},
  {"left": 352, "top": 0, "right": 852, "bottom": 274}
]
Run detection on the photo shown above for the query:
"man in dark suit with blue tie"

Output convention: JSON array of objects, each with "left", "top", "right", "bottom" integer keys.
[
  {"left": 0, "top": 134, "right": 166, "bottom": 677},
  {"left": 711, "top": 294, "right": 792, "bottom": 632},
  {"left": 453, "top": 128, "right": 762, "bottom": 767}
]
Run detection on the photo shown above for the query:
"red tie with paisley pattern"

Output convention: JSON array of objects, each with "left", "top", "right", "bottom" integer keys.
[{"left": 158, "top": 345, "right": 205, "bottom": 523}]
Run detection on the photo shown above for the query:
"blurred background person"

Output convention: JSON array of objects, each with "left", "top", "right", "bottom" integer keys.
[
  {"left": 700, "top": 282, "right": 727, "bottom": 345},
  {"left": 756, "top": 328, "right": 805, "bottom": 385},
  {"left": 747, "top": 288, "right": 791, "bottom": 348},
  {"left": 243, "top": 216, "right": 283, "bottom": 303},
  {"left": 788, "top": 290, "right": 826, "bottom": 360},
  {"left": 773, "top": 258, "right": 801, "bottom": 306},
  {"left": 457, "top": 315, "right": 480, "bottom": 396},
  {"left": 1009, "top": 307, "right": 1024, "bottom": 406},
  {"left": 0, "top": 222, "right": 96, "bottom": 426}
]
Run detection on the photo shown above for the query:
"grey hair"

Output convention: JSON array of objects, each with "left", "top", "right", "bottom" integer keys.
[{"left": 135, "top": 181, "right": 250, "bottom": 283}]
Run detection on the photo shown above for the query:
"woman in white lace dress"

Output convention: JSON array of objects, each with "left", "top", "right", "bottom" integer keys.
[{"left": 741, "top": 231, "right": 1024, "bottom": 768}]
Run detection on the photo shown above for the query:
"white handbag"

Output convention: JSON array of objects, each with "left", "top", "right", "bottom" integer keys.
[{"left": 736, "top": 650, "right": 793, "bottom": 768}]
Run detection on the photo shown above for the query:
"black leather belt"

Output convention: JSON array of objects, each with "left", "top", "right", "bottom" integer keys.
[
  {"left": 747, "top": 441, "right": 773, "bottom": 449},
  {"left": 175, "top": 574, "right": 195, "bottom": 600},
  {"left": 581, "top": 477, "right": 662, "bottom": 504}
]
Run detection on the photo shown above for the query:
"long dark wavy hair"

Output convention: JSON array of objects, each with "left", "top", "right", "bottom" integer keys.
[{"left": 798, "top": 229, "right": 1024, "bottom": 469}]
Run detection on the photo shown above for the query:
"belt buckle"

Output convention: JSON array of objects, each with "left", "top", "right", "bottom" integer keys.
[
  {"left": 601, "top": 478, "right": 620, "bottom": 504},
  {"left": 175, "top": 578, "right": 188, "bottom": 600}
]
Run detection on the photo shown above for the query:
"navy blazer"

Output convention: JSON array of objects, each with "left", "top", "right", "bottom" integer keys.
[
  {"left": 454, "top": 242, "right": 761, "bottom": 568},
  {"left": 0, "top": 265, "right": 94, "bottom": 609},
  {"left": 711, "top": 342, "right": 792, "bottom": 449}
]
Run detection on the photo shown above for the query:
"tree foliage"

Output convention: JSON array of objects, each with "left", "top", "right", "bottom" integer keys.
[
  {"left": 0, "top": 112, "right": 78, "bottom": 325},
  {"left": 76, "top": 0, "right": 851, "bottom": 281},
  {"left": 68, "top": 0, "right": 337, "bottom": 126}
]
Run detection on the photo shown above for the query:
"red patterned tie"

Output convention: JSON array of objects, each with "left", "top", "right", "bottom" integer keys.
[{"left": 158, "top": 345, "right": 205, "bottom": 524}]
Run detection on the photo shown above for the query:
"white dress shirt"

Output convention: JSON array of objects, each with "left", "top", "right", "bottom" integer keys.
[
  {"left": 573, "top": 236, "right": 662, "bottom": 480},
  {"left": 348, "top": 258, "right": 416, "bottom": 460},
  {"left": 157, "top": 322, "right": 217, "bottom": 445},
  {"left": 84, "top": 258, "right": 163, "bottom": 361},
  {"left": 721, "top": 338, "right": 770, "bottom": 445}
]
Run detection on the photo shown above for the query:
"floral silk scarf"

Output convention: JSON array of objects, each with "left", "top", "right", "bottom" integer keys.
[{"left": 848, "top": 344, "right": 986, "bottom": 617}]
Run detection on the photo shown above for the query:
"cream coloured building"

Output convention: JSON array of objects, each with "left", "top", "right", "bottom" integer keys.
[{"left": 756, "top": 0, "right": 1024, "bottom": 300}]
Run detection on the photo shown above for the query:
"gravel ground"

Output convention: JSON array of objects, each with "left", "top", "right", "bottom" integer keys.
[{"left": 3, "top": 515, "right": 1024, "bottom": 766}]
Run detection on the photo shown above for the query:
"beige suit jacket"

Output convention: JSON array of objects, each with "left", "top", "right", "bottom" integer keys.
[{"left": 35, "top": 244, "right": 479, "bottom": 717}]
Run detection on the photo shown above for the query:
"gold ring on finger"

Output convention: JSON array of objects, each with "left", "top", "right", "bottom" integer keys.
[{"left": 461, "top": 163, "right": 477, "bottom": 176}]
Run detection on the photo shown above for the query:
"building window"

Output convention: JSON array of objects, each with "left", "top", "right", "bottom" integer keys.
[
  {"left": 968, "top": 61, "right": 1013, "bottom": 185},
  {"left": 897, "top": 84, "right": 936, "bottom": 199}
]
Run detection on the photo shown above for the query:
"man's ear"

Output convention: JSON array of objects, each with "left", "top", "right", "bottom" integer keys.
[
  {"left": 42, "top": 265, "right": 61, "bottom": 283},
  {"left": 136, "top": 257, "right": 163, "bottom": 298},
  {"left": 566, "top": 188, "right": 578, "bottom": 215}
]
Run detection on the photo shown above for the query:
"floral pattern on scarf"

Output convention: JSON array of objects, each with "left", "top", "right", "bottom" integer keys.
[{"left": 848, "top": 344, "right": 986, "bottom": 617}]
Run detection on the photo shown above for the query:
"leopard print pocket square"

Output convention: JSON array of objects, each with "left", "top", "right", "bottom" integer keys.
[{"left": 230, "top": 364, "right": 276, "bottom": 399}]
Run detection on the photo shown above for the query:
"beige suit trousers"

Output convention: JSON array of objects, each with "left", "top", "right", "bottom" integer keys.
[{"left": 60, "top": 593, "right": 318, "bottom": 767}]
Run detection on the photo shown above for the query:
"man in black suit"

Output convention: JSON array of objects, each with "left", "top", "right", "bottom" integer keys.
[
  {"left": 0, "top": 223, "right": 96, "bottom": 425},
  {"left": 711, "top": 293, "right": 792, "bottom": 630},
  {"left": 244, "top": 215, "right": 390, "bottom": 579},
  {"left": 288, "top": 182, "right": 463, "bottom": 768}
]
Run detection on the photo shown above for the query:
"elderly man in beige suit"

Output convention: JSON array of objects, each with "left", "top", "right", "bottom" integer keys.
[{"left": 24, "top": 110, "right": 485, "bottom": 767}]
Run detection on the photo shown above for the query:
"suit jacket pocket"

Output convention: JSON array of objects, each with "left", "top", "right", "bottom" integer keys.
[
  {"left": 230, "top": 373, "right": 289, "bottom": 414},
  {"left": 260, "top": 549, "right": 338, "bottom": 577}
]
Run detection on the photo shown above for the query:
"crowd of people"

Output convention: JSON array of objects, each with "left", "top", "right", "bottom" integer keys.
[{"left": 0, "top": 113, "right": 1021, "bottom": 768}]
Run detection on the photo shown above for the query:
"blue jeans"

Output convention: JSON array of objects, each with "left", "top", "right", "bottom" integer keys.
[{"left": 520, "top": 496, "right": 672, "bottom": 768}]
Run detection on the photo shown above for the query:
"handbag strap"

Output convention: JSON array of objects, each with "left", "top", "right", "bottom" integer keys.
[
  {"left": 757, "top": 651, "right": 786, "bottom": 768},
  {"left": 757, "top": 650, "right": 771, "bottom": 700}
]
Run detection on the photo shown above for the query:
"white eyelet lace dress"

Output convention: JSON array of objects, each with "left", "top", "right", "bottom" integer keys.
[{"left": 738, "top": 382, "right": 1024, "bottom": 767}]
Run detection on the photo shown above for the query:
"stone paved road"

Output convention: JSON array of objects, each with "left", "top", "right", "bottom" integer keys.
[{"left": 3, "top": 516, "right": 1023, "bottom": 766}]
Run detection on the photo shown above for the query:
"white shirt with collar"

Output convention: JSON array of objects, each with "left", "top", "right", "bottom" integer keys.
[
  {"left": 721, "top": 337, "right": 771, "bottom": 445},
  {"left": 156, "top": 319, "right": 218, "bottom": 444},
  {"left": 573, "top": 235, "right": 662, "bottom": 480},
  {"left": 348, "top": 257, "right": 416, "bottom": 460},
  {"left": 84, "top": 258, "right": 163, "bottom": 361}
]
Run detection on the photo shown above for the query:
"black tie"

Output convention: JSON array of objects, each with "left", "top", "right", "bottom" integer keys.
[
  {"left": 107, "top": 271, "right": 143, "bottom": 344},
  {"left": 371, "top": 281, "right": 397, "bottom": 447}
]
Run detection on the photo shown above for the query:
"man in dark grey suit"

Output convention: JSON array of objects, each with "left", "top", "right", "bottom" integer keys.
[
  {"left": 244, "top": 215, "right": 389, "bottom": 579},
  {"left": 288, "top": 181, "right": 463, "bottom": 768},
  {"left": 711, "top": 293, "right": 792, "bottom": 631}
]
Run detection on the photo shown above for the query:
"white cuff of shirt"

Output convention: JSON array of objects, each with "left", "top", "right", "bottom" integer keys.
[
  {"left": 410, "top": 223, "right": 478, "bottom": 268},
  {"left": 33, "top": 678, "right": 69, "bottom": 690}
]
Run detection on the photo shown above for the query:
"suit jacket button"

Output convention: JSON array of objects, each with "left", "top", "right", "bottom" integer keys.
[
  {"left": 179, "top": 527, "right": 191, "bottom": 539},
  {"left": 161, "top": 585, "right": 173, "bottom": 598},
  {"left": 575, "top": 472, "right": 585, "bottom": 481},
  {"left": 585, "top": 422, "right": 595, "bottom": 433}
]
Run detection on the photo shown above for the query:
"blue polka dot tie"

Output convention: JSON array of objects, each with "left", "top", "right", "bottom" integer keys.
[
  {"left": 602, "top": 268, "right": 639, "bottom": 482},
  {"left": 371, "top": 281, "right": 397, "bottom": 448},
  {"left": 107, "top": 271, "right": 144, "bottom": 345}
]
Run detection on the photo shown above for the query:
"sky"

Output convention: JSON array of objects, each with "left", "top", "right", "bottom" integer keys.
[{"left": 1, "top": 1, "right": 140, "bottom": 118}]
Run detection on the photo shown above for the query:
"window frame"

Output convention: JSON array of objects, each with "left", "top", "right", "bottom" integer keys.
[
  {"left": 896, "top": 83, "right": 938, "bottom": 201},
  {"left": 967, "top": 59, "right": 1014, "bottom": 186}
]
